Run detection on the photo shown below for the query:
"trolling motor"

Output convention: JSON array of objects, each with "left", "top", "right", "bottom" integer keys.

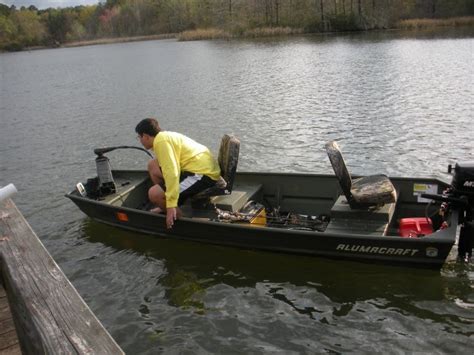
[
  {"left": 95, "top": 149, "right": 116, "bottom": 195},
  {"left": 84, "top": 146, "right": 152, "bottom": 199},
  {"left": 422, "top": 162, "right": 474, "bottom": 262}
]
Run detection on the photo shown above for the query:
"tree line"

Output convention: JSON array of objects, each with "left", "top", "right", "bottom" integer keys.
[{"left": 1, "top": 0, "right": 473, "bottom": 50}]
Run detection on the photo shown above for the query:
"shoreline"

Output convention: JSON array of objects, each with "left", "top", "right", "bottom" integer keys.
[
  {"left": 16, "top": 33, "right": 177, "bottom": 52},
  {"left": 62, "top": 33, "right": 177, "bottom": 48},
  {"left": 3, "top": 16, "right": 473, "bottom": 53}
]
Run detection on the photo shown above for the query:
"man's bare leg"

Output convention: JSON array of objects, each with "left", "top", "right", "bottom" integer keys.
[
  {"left": 147, "top": 159, "right": 165, "bottom": 212},
  {"left": 148, "top": 185, "right": 183, "bottom": 219},
  {"left": 148, "top": 184, "right": 166, "bottom": 213},
  {"left": 147, "top": 159, "right": 164, "bottom": 187}
]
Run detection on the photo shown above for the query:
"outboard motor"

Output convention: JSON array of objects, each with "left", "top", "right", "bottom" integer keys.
[
  {"left": 450, "top": 162, "right": 474, "bottom": 262},
  {"left": 422, "top": 161, "right": 474, "bottom": 262}
]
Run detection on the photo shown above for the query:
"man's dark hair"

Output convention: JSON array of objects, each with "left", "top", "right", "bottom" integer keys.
[{"left": 135, "top": 118, "right": 162, "bottom": 136}]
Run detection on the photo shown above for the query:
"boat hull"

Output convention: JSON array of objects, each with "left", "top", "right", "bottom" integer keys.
[{"left": 67, "top": 171, "right": 458, "bottom": 269}]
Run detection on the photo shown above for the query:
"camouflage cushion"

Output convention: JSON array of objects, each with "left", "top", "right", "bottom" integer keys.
[
  {"left": 351, "top": 175, "right": 396, "bottom": 205},
  {"left": 218, "top": 134, "right": 240, "bottom": 194},
  {"left": 325, "top": 141, "right": 352, "bottom": 199}
]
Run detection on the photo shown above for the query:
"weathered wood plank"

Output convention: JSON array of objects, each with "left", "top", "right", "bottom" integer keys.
[
  {"left": 0, "top": 344, "right": 22, "bottom": 355},
  {"left": 0, "top": 301, "right": 13, "bottom": 325},
  {"left": 0, "top": 315, "right": 17, "bottom": 336},
  {"left": 0, "top": 199, "right": 123, "bottom": 355},
  {"left": 0, "top": 276, "right": 21, "bottom": 355},
  {"left": 0, "top": 330, "right": 19, "bottom": 351}
]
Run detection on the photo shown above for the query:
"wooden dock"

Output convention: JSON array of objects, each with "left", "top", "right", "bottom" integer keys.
[
  {"left": 1, "top": 274, "right": 20, "bottom": 354},
  {"left": 0, "top": 199, "right": 124, "bottom": 354}
]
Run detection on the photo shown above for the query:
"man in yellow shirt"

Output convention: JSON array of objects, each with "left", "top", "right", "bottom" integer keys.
[{"left": 135, "top": 118, "right": 221, "bottom": 229}]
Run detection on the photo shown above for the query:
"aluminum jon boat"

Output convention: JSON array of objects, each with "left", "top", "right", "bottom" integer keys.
[{"left": 66, "top": 138, "right": 473, "bottom": 269}]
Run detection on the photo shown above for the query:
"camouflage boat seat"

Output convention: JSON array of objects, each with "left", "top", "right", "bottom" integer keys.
[
  {"left": 325, "top": 141, "right": 397, "bottom": 209},
  {"left": 192, "top": 134, "right": 240, "bottom": 202}
]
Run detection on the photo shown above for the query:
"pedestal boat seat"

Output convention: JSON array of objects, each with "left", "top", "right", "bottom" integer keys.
[
  {"left": 191, "top": 134, "right": 241, "bottom": 208},
  {"left": 325, "top": 141, "right": 398, "bottom": 236},
  {"left": 325, "top": 141, "right": 397, "bottom": 209}
]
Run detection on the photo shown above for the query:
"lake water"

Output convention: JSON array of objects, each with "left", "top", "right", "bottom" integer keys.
[{"left": 1, "top": 29, "right": 473, "bottom": 353}]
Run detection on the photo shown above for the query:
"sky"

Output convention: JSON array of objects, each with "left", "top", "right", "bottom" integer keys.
[{"left": 2, "top": 0, "right": 99, "bottom": 9}]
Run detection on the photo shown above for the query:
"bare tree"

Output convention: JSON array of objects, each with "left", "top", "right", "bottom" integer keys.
[
  {"left": 320, "top": 0, "right": 324, "bottom": 24},
  {"left": 275, "top": 0, "right": 279, "bottom": 25}
]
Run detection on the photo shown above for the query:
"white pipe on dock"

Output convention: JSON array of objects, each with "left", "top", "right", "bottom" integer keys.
[{"left": 0, "top": 184, "right": 17, "bottom": 202}]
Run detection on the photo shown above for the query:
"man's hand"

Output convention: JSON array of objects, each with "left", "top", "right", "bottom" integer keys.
[{"left": 166, "top": 207, "right": 177, "bottom": 229}]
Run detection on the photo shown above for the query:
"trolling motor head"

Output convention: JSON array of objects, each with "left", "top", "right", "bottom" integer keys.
[{"left": 94, "top": 147, "right": 119, "bottom": 157}]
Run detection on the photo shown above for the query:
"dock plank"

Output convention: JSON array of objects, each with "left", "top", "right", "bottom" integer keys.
[
  {"left": 0, "top": 199, "right": 123, "bottom": 354},
  {"left": 0, "top": 277, "right": 21, "bottom": 355}
]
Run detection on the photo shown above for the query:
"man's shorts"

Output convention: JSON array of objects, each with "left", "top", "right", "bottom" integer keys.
[{"left": 178, "top": 174, "right": 217, "bottom": 205}]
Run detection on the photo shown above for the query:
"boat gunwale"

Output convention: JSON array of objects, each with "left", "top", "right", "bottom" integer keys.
[
  {"left": 103, "top": 168, "right": 451, "bottom": 183},
  {"left": 65, "top": 191, "right": 458, "bottom": 245}
]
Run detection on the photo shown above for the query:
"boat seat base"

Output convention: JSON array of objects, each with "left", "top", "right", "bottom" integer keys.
[
  {"left": 326, "top": 195, "right": 396, "bottom": 236},
  {"left": 210, "top": 184, "right": 263, "bottom": 212},
  {"left": 182, "top": 184, "right": 263, "bottom": 215},
  {"left": 330, "top": 195, "right": 396, "bottom": 222}
]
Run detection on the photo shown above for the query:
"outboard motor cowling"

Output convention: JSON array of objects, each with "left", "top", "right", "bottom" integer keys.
[{"left": 451, "top": 162, "right": 474, "bottom": 196}]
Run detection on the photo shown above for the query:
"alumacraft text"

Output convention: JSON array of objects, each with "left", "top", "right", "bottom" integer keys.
[{"left": 336, "top": 244, "right": 419, "bottom": 256}]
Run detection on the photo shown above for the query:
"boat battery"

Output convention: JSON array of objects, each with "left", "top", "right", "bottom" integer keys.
[{"left": 398, "top": 217, "right": 433, "bottom": 238}]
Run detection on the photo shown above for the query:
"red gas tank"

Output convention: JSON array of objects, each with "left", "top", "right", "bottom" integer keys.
[{"left": 398, "top": 218, "right": 433, "bottom": 238}]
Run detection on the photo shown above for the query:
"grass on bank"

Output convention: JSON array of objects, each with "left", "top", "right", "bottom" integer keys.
[
  {"left": 177, "top": 16, "right": 473, "bottom": 41},
  {"left": 397, "top": 16, "right": 474, "bottom": 29},
  {"left": 177, "top": 26, "right": 304, "bottom": 41},
  {"left": 243, "top": 26, "right": 304, "bottom": 38},
  {"left": 63, "top": 33, "right": 176, "bottom": 47},
  {"left": 178, "top": 28, "right": 231, "bottom": 41}
]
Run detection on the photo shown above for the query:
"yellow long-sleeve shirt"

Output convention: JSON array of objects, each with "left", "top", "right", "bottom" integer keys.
[{"left": 153, "top": 131, "right": 220, "bottom": 208}]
